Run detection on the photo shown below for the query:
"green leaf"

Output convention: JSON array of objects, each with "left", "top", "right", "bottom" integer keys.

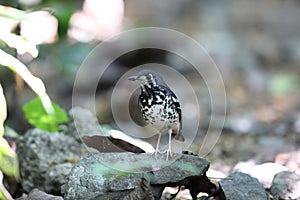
[
  {"left": 43, "top": 1, "right": 76, "bottom": 37},
  {"left": 0, "top": 5, "right": 27, "bottom": 22},
  {"left": 0, "top": 191, "right": 8, "bottom": 200},
  {"left": 0, "top": 170, "right": 14, "bottom": 200},
  {"left": 0, "top": 85, "right": 7, "bottom": 137},
  {"left": 22, "top": 97, "right": 69, "bottom": 132},
  {"left": 0, "top": 137, "right": 19, "bottom": 181}
]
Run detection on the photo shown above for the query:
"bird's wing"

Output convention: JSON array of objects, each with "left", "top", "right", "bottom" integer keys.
[
  {"left": 173, "top": 99, "right": 184, "bottom": 141},
  {"left": 137, "top": 97, "right": 149, "bottom": 127},
  {"left": 160, "top": 86, "right": 185, "bottom": 142},
  {"left": 129, "top": 88, "right": 148, "bottom": 127}
]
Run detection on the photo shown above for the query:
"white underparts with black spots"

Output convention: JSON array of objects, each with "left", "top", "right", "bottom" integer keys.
[{"left": 140, "top": 96, "right": 178, "bottom": 131}]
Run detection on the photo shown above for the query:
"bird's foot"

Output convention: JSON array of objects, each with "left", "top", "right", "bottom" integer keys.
[
  {"left": 150, "top": 149, "right": 163, "bottom": 160},
  {"left": 162, "top": 147, "right": 172, "bottom": 160},
  {"left": 166, "top": 148, "right": 172, "bottom": 160},
  {"left": 155, "top": 150, "right": 159, "bottom": 159},
  {"left": 151, "top": 148, "right": 173, "bottom": 160},
  {"left": 151, "top": 149, "right": 172, "bottom": 160}
]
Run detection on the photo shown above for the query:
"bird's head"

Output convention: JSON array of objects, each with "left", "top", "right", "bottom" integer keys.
[{"left": 128, "top": 70, "right": 163, "bottom": 88}]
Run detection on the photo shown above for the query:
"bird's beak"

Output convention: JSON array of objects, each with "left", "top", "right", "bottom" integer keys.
[{"left": 128, "top": 76, "right": 138, "bottom": 81}]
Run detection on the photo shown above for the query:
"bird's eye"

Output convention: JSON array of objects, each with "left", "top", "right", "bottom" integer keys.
[{"left": 148, "top": 74, "right": 153, "bottom": 80}]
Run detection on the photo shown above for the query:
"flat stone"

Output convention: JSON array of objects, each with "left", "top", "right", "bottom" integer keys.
[
  {"left": 219, "top": 172, "right": 268, "bottom": 200},
  {"left": 61, "top": 152, "right": 210, "bottom": 200}
]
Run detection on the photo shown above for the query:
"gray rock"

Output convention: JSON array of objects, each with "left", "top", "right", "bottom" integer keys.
[
  {"left": 61, "top": 152, "right": 210, "bottom": 200},
  {"left": 219, "top": 172, "right": 268, "bottom": 200},
  {"left": 16, "top": 188, "right": 63, "bottom": 200},
  {"left": 68, "top": 107, "right": 106, "bottom": 137},
  {"left": 44, "top": 163, "right": 74, "bottom": 192},
  {"left": 233, "top": 162, "right": 288, "bottom": 188},
  {"left": 17, "top": 128, "right": 86, "bottom": 195},
  {"left": 270, "top": 171, "right": 300, "bottom": 199}
]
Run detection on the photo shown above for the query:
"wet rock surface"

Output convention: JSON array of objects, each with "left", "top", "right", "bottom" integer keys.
[{"left": 61, "top": 152, "right": 211, "bottom": 200}]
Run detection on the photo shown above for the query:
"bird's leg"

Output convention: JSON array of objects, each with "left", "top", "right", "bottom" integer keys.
[
  {"left": 154, "top": 131, "right": 162, "bottom": 159},
  {"left": 166, "top": 129, "right": 172, "bottom": 160}
]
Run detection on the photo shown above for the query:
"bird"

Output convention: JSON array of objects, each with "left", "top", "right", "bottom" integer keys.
[{"left": 128, "top": 70, "right": 184, "bottom": 160}]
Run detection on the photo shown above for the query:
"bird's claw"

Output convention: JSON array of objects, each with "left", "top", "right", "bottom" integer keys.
[
  {"left": 152, "top": 150, "right": 163, "bottom": 159},
  {"left": 152, "top": 149, "right": 172, "bottom": 160},
  {"left": 163, "top": 148, "right": 172, "bottom": 160}
]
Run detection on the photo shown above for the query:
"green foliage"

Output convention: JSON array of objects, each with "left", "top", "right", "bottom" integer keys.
[
  {"left": 43, "top": 1, "right": 76, "bottom": 37},
  {"left": 0, "top": 171, "right": 14, "bottom": 200},
  {"left": 57, "top": 43, "right": 94, "bottom": 76},
  {"left": 0, "top": 47, "right": 70, "bottom": 133},
  {"left": 0, "top": 3, "right": 70, "bottom": 199},
  {"left": 0, "top": 5, "right": 27, "bottom": 21},
  {"left": 23, "top": 97, "right": 69, "bottom": 132},
  {"left": 0, "top": 85, "right": 6, "bottom": 137},
  {"left": 0, "top": 191, "right": 7, "bottom": 200},
  {"left": 0, "top": 85, "right": 18, "bottom": 181},
  {"left": 0, "top": 137, "right": 19, "bottom": 181}
]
